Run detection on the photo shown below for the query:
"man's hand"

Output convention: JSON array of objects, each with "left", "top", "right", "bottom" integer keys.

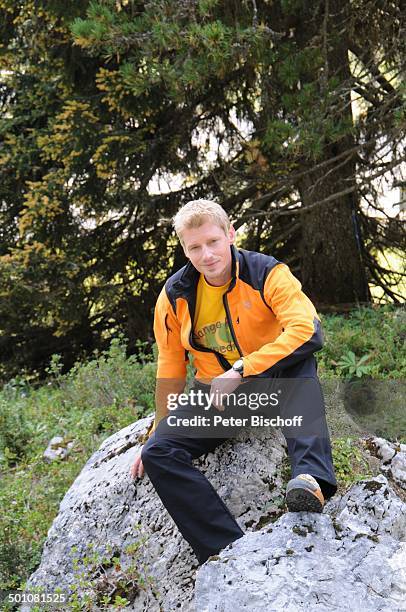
[
  {"left": 210, "top": 369, "right": 242, "bottom": 410},
  {"left": 130, "top": 448, "right": 144, "bottom": 479}
]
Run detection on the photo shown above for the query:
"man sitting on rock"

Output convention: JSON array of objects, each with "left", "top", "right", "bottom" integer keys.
[{"left": 130, "top": 199, "right": 337, "bottom": 565}]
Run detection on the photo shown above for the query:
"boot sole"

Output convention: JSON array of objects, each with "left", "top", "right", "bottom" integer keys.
[{"left": 286, "top": 488, "right": 323, "bottom": 513}]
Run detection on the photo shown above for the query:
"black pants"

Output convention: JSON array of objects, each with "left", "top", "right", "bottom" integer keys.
[{"left": 141, "top": 357, "right": 337, "bottom": 564}]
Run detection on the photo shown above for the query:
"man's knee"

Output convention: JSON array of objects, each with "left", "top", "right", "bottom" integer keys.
[
  {"left": 141, "top": 436, "right": 190, "bottom": 469},
  {"left": 140, "top": 437, "right": 162, "bottom": 467},
  {"left": 282, "top": 355, "right": 318, "bottom": 379}
]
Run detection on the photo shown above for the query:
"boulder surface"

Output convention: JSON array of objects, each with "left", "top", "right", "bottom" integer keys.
[
  {"left": 22, "top": 417, "right": 287, "bottom": 610},
  {"left": 22, "top": 421, "right": 406, "bottom": 611}
]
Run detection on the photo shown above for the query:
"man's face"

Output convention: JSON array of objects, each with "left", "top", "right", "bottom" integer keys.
[{"left": 182, "top": 220, "right": 235, "bottom": 286}]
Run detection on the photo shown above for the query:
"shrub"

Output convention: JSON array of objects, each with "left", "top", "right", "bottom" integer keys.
[
  {"left": 318, "top": 305, "right": 405, "bottom": 379},
  {"left": 0, "top": 336, "right": 156, "bottom": 593}
]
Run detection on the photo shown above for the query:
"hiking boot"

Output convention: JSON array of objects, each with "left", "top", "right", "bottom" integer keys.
[{"left": 285, "top": 474, "right": 324, "bottom": 513}]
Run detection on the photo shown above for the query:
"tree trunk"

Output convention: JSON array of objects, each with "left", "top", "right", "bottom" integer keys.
[
  {"left": 295, "top": 0, "right": 370, "bottom": 306},
  {"left": 298, "top": 163, "right": 370, "bottom": 307}
]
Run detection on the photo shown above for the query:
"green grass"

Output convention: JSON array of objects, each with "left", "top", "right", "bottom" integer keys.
[
  {"left": 0, "top": 338, "right": 156, "bottom": 593},
  {"left": 317, "top": 304, "right": 406, "bottom": 379},
  {"left": 318, "top": 305, "right": 406, "bottom": 442},
  {"left": 0, "top": 306, "right": 404, "bottom": 596},
  {"left": 331, "top": 437, "right": 372, "bottom": 493}
]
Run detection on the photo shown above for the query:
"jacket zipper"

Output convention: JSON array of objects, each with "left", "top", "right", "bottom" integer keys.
[
  {"left": 223, "top": 292, "right": 243, "bottom": 357},
  {"left": 182, "top": 247, "right": 240, "bottom": 372},
  {"left": 187, "top": 325, "right": 231, "bottom": 370}
]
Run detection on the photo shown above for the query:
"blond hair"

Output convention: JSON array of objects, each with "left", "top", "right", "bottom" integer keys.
[{"left": 172, "top": 200, "right": 230, "bottom": 245}]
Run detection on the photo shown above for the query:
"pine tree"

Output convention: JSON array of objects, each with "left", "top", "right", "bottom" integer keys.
[
  {"left": 71, "top": 0, "right": 405, "bottom": 305},
  {"left": 0, "top": 0, "right": 404, "bottom": 378}
]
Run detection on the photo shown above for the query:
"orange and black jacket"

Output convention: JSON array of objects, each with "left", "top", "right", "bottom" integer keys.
[{"left": 149, "top": 246, "right": 323, "bottom": 434}]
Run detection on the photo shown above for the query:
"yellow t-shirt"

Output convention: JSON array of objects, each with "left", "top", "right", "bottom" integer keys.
[{"left": 192, "top": 274, "right": 240, "bottom": 365}]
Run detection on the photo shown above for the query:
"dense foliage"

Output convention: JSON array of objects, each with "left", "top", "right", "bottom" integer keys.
[{"left": 0, "top": 1, "right": 405, "bottom": 379}]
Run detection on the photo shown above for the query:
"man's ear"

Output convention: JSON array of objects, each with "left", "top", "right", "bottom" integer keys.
[
  {"left": 179, "top": 234, "right": 189, "bottom": 258},
  {"left": 228, "top": 225, "right": 236, "bottom": 244}
]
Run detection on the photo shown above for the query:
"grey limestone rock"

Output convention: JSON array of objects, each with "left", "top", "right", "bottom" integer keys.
[
  {"left": 195, "top": 475, "right": 406, "bottom": 612},
  {"left": 22, "top": 417, "right": 406, "bottom": 612},
  {"left": 369, "top": 437, "right": 406, "bottom": 490},
  {"left": 43, "top": 436, "right": 75, "bottom": 462},
  {"left": 325, "top": 474, "right": 406, "bottom": 540},
  {"left": 22, "top": 416, "right": 287, "bottom": 611}
]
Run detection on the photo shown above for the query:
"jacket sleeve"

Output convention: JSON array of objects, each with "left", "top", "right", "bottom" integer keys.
[
  {"left": 242, "top": 263, "right": 323, "bottom": 377},
  {"left": 145, "top": 286, "right": 187, "bottom": 437},
  {"left": 154, "top": 286, "right": 189, "bottom": 379}
]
